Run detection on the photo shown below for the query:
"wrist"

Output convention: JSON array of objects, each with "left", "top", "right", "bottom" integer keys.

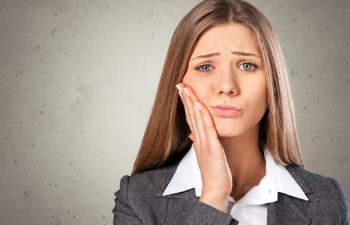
[{"left": 199, "top": 191, "right": 229, "bottom": 212}]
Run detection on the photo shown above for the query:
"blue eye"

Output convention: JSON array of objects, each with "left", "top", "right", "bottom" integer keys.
[
  {"left": 195, "top": 64, "right": 212, "bottom": 72},
  {"left": 239, "top": 62, "right": 257, "bottom": 71}
]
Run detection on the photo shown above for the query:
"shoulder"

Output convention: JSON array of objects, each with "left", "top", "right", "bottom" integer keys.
[
  {"left": 113, "top": 163, "right": 180, "bottom": 224},
  {"left": 119, "top": 144, "right": 192, "bottom": 198},
  {"left": 286, "top": 165, "right": 350, "bottom": 222},
  {"left": 286, "top": 165, "right": 345, "bottom": 195},
  {"left": 116, "top": 162, "right": 179, "bottom": 201}
]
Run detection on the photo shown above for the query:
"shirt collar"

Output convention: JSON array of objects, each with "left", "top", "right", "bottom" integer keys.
[{"left": 162, "top": 143, "right": 309, "bottom": 205}]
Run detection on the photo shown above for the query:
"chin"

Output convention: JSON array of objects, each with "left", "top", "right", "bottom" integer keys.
[
  {"left": 217, "top": 130, "right": 244, "bottom": 138},
  {"left": 215, "top": 125, "right": 246, "bottom": 138},
  {"left": 213, "top": 116, "right": 258, "bottom": 138}
]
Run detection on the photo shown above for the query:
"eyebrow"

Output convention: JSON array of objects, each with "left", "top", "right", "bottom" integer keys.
[{"left": 190, "top": 51, "right": 260, "bottom": 61}]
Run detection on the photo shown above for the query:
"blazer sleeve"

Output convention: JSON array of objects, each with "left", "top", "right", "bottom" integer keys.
[
  {"left": 180, "top": 200, "right": 239, "bottom": 225},
  {"left": 328, "top": 177, "right": 350, "bottom": 224},
  {"left": 112, "top": 175, "right": 143, "bottom": 225},
  {"left": 112, "top": 175, "right": 238, "bottom": 225}
]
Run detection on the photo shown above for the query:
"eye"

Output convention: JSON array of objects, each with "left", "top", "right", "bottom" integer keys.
[
  {"left": 239, "top": 62, "right": 258, "bottom": 71},
  {"left": 195, "top": 64, "right": 212, "bottom": 72}
]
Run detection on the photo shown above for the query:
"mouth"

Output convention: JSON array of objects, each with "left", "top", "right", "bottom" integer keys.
[{"left": 211, "top": 103, "right": 242, "bottom": 117}]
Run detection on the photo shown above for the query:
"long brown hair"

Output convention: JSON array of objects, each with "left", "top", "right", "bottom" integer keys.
[{"left": 131, "top": 0, "right": 305, "bottom": 175}]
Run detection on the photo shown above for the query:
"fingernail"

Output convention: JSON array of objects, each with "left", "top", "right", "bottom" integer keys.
[
  {"left": 175, "top": 85, "right": 183, "bottom": 99},
  {"left": 183, "top": 88, "right": 190, "bottom": 97},
  {"left": 195, "top": 102, "right": 202, "bottom": 111}
]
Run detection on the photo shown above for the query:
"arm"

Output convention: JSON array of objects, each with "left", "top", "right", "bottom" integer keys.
[
  {"left": 328, "top": 177, "right": 350, "bottom": 224},
  {"left": 112, "top": 175, "right": 143, "bottom": 225}
]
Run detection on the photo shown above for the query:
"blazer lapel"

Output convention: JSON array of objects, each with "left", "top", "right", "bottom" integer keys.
[
  {"left": 152, "top": 159, "right": 203, "bottom": 224},
  {"left": 164, "top": 188, "right": 199, "bottom": 224},
  {"left": 267, "top": 193, "right": 312, "bottom": 225},
  {"left": 267, "top": 166, "right": 313, "bottom": 225}
]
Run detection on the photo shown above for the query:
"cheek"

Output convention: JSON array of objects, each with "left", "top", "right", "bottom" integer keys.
[
  {"left": 244, "top": 77, "right": 268, "bottom": 112},
  {"left": 182, "top": 74, "right": 212, "bottom": 103}
]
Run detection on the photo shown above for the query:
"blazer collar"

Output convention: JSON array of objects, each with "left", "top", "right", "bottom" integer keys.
[
  {"left": 157, "top": 166, "right": 313, "bottom": 225},
  {"left": 162, "top": 143, "right": 309, "bottom": 203},
  {"left": 154, "top": 145, "right": 313, "bottom": 225}
]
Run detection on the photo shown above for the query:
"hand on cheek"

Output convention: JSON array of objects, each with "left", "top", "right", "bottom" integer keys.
[{"left": 175, "top": 82, "right": 233, "bottom": 212}]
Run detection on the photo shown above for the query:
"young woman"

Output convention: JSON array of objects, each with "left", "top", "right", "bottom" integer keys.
[{"left": 113, "top": 0, "right": 350, "bottom": 224}]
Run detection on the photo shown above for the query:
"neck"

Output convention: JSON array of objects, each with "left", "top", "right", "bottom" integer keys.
[{"left": 219, "top": 123, "right": 266, "bottom": 201}]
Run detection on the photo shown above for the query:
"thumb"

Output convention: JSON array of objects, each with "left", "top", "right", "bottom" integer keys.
[{"left": 188, "top": 133, "right": 194, "bottom": 141}]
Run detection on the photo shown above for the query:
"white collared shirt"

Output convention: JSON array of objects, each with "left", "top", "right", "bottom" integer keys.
[{"left": 162, "top": 143, "right": 309, "bottom": 225}]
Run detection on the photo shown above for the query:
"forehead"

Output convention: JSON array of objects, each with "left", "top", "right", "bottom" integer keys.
[{"left": 192, "top": 23, "right": 260, "bottom": 55}]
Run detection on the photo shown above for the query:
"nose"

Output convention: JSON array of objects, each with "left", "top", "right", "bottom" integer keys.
[{"left": 216, "top": 68, "right": 239, "bottom": 96}]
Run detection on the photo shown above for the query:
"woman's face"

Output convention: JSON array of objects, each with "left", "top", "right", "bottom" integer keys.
[{"left": 182, "top": 23, "right": 268, "bottom": 138}]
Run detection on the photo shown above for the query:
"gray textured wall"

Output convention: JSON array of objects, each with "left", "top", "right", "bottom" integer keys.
[{"left": 0, "top": 0, "right": 349, "bottom": 224}]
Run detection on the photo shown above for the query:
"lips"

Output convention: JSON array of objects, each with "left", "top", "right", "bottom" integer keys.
[
  {"left": 211, "top": 103, "right": 242, "bottom": 117},
  {"left": 211, "top": 103, "right": 242, "bottom": 111}
]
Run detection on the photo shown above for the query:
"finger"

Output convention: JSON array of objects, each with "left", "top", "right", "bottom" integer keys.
[
  {"left": 176, "top": 84, "right": 199, "bottom": 142},
  {"left": 182, "top": 86, "right": 221, "bottom": 150},
  {"left": 180, "top": 86, "right": 210, "bottom": 158},
  {"left": 183, "top": 87, "right": 200, "bottom": 143},
  {"left": 182, "top": 87, "right": 209, "bottom": 145},
  {"left": 177, "top": 85, "right": 195, "bottom": 138},
  {"left": 199, "top": 102, "right": 222, "bottom": 150},
  {"left": 184, "top": 99, "right": 196, "bottom": 139},
  {"left": 189, "top": 133, "right": 194, "bottom": 141}
]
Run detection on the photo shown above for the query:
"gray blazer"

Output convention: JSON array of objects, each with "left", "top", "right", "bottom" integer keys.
[{"left": 112, "top": 160, "right": 350, "bottom": 224}]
